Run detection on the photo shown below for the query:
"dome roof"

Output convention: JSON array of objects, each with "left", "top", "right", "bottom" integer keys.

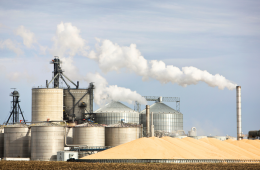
[
  {"left": 140, "top": 102, "right": 181, "bottom": 114},
  {"left": 94, "top": 101, "right": 138, "bottom": 113}
]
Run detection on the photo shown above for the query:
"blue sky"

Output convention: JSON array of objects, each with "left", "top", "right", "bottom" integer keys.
[{"left": 0, "top": 0, "right": 259, "bottom": 137}]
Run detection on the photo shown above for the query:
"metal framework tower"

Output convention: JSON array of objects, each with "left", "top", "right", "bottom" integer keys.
[
  {"left": 134, "top": 96, "right": 180, "bottom": 112},
  {"left": 46, "top": 56, "right": 95, "bottom": 123},
  {"left": 5, "top": 88, "right": 26, "bottom": 124}
]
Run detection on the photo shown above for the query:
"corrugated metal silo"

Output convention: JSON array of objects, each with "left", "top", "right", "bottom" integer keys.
[
  {"left": 73, "top": 123, "right": 105, "bottom": 146},
  {"left": 140, "top": 102, "right": 183, "bottom": 135},
  {"left": 0, "top": 127, "right": 4, "bottom": 158},
  {"left": 63, "top": 89, "right": 90, "bottom": 124},
  {"left": 4, "top": 124, "right": 31, "bottom": 158},
  {"left": 31, "top": 123, "right": 64, "bottom": 161},
  {"left": 31, "top": 88, "right": 63, "bottom": 122},
  {"left": 95, "top": 101, "right": 139, "bottom": 125},
  {"left": 105, "top": 123, "right": 141, "bottom": 146}
]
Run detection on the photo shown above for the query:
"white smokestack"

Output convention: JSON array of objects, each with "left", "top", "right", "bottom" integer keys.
[{"left": 236, "top": 86, "right": 242, "bottom": 140}]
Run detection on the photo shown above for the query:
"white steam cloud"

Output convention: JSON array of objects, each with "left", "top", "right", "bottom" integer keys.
[
  {"left": 15, "top": 26, "right": 37, "bottom": 48},
  {"left": 89, "top": 39, "right": 237, "bottom": 90},
  {"left": 84, "top": 72, "right": 147, "bottom": 105}
]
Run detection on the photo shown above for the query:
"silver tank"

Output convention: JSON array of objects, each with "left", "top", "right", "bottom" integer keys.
[
  {"left": 95, "top": 101, "right": 139, "bottom": 125},
  {"left": 140, "top": 102, "right": 183, "bottom": 134},
  {"left": 32, "top": 88, "right": 63, "bottom": 122},
  {"left": 0, "top": 127, "right": 4, "bottom": 158},
  {"left": 105, "top": 123, "right": 141, "bottom": 146},
  {"left": 31, "top": 123, "right": 64, "bottom": 161},
  {"left": 63, "top": 89, "right": 90, "bottom": 124},
  {"left": 4, "top": 124, "right": 31, "bottom": 158},
  {"left": 73, "top": 123, "right": 105, "bottom": 146}
]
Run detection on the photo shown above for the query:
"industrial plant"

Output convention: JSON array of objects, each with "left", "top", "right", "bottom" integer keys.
[{"left": 0, "top": 56, "right": 259, "bottom": 162}]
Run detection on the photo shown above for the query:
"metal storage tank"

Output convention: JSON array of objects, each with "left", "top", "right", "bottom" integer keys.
[
  {"left": 32, "top": 88, "right": 63, "bottom": 122},
  {"left": 0, "top": 127, "right": 4, "bottom": 158},
  {"left": 105, "top": 123, "right": 141, "bottom": 146},
  {"left": 140, "top": 102, "right": 183, "bottom": 135},
  {"left": 73, "top": 123, "right": 105, "bottom": 146},
  {"left": 95, "top": 101, "right": 139, "bottom": 125},
  {"left": 63, "top": 89, "right": 90, "bottom": 124},
  {"left": 31, "top": 123, "right": 64, "bottom": 161},
  {"left": 4, "top": 124, "right": 31, "bottom": 158}
]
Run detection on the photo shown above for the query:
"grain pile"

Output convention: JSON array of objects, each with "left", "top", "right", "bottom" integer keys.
[{"left": 81, "top": 137, "right": 260, "bottom": 159}]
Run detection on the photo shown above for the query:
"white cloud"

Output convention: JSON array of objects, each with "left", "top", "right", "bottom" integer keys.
[
  {"left": 51, "top": 22, "right": 89, "bottom": 57},
  {"left": 0, "top": 39, "right": 23, "bottom": 55},
  {"left": 15, "top": 25, "right": 37, "bottom": 48}
]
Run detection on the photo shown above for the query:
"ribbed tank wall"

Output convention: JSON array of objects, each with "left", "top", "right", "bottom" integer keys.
[
  {"left": 4, "top": 127, "right": 31, "bottom": 158},
  {"left": 32, "top": 88, "right": 63, "bottom": 122},
  {"left": 63, "top": 89, "right": 90, "bottom": 124},
  {"left": 66, "top": 127, "right": 73, "bottom": 145},
  {"left": 0, "top": 128, "right": 4, "bottom": 158},
  {"left": 95, "top": 112, "right": 139, "bottom": 125},
  {"left": 105, "top": 127, "right": 140, "bottom": 146},
  {"left": 140, "top": 113, "right": 183, "bottom": 132},
  {"left": 73, "top": 127, "right": 105, "bottom": 146},
  {"left": 31, "top": 126, "right": 64, "bottom": 161}
]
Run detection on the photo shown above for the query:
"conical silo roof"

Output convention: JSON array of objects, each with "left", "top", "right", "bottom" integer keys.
[
  {"left": 94, "top": 101, "right": 138, "bottom": 113},
  {"left": 140, "top": 102, "right": 181, "bottom": 114}
]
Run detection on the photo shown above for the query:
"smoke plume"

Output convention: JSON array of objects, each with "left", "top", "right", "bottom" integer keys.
[
  {"left": 89, "top": 39, "right": 237, "bottom": 90},
  {"left": 84, "top": 72, "right": 147, "bottom": 105}
]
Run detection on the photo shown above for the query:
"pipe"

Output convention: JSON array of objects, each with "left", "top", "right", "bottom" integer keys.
[
  {"left": 236, "top": 86, "right": 242, "bottom": 140},
  {"left": 151, "top": 112, "right": 154, "bottom": 137},
  {"left": 146, "top": 105, "right": 150, "bottom": 137}
]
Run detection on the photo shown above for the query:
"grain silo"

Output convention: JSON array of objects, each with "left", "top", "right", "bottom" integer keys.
[
  {"left": 73, "top": 123, "right": 105, "bottom": 146},
  {"left": 4, "top": 124, "right": 31, "bottom": 158},
  {"left": 105, "top": 123, "right": 141, "bottom": 146},
  {"left": 95, "top": 101, "right": 139, "bottom": 125},
  {"left": 31, "top": 123, "right": 64, "bottom": 161},
  {"left": 63, "top": 88, "right": 92, "bottom": 124},
  {"left": 0, "top": 127, "right": 4, "bottom": 158},
  {"left": 140, "top": 102, "right": 183, "bottom": 135},
  {"left": 31, "top": 88, "right": 63, "bottom": 122}
]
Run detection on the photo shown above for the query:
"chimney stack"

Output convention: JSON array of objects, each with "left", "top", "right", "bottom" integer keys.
[{"left": 236, "top": 86, "right": 242, "bottom": 140}]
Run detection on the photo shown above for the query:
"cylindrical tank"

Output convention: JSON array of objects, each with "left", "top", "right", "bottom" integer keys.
[
  {"left": 31, "top": 123, "right": 64, "bottom": 161},
  {"left": 105, "top": 123, "right": 140, "bottom": 147},
  {"left": 95, "top": 101, "right": 140, "bottom": 125},
  {"left": 140, "top": 102, "right": 183, "bottom": 134},
  {"left": 63, "top": 89, "right": 90, "bottom": 124},
  {"left": 73, "top": 124, "right": 105, "bottom": 146},
  {"left": 32, "top": 88, "right": 63, "bottom": 122},
  {"left": 4, "top": 124, "right": 31, "bottom": 158},
  {"left": 0, "top": 127, "right": 4, "bottom": 158},
  {"left": 188, "top": 127, "right": 197, "bottom": 137}
]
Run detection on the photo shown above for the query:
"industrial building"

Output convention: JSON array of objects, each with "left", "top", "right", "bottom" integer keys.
[{"left": 0, "top": 56, "right": 248, "bottom": 162}]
